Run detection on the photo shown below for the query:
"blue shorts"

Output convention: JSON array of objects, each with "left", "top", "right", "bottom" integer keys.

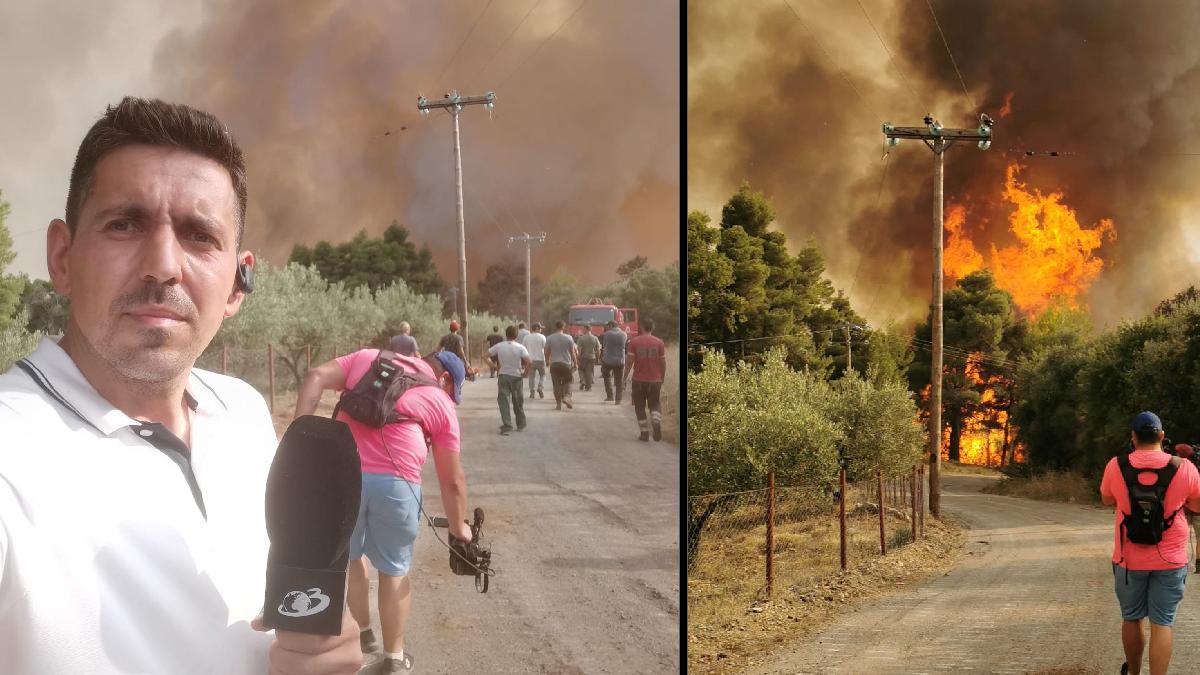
[
  {"left": 350, "top": 473, "right": 422, "bottom": 577},
  {"left": 1113, "top": 563, "right": 1189, "bottom": 626}
]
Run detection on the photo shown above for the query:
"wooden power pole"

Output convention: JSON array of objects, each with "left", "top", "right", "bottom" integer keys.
[
  {"left": 508, "top": 232, "right": 548, "bottom": 328},
  {"left": 882, "top": 114, "right": 993, "bottom": 517},
  {"left": 417, "top": 90, "right": 496, "bottom": 365}
]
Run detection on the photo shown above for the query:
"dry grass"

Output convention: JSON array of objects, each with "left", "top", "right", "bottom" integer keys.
[
  {"left": 982, "top": 469, "right": 1099, "bottom": 505},
  {"left": 687, "top": 507, "right": 965, "bottom": 674}
]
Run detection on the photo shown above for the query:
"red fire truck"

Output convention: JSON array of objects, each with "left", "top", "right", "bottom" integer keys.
[{"left": 567, "top": 299, "right": 638, "bottom": 338}]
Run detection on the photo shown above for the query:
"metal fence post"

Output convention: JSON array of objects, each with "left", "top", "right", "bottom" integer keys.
[
  {"left": 221, "top": 344, "right": 228, "bottom": 375},
  {"left": 839, "top": 467, "right": 847, "bottom": 571},
  {"left": 267, "top": 343, "right": 276, "bottom": 415},
  {"left": 878, "top": 470, "right": 887, "bottom": 555},
  {"left": 766, "top": 471, "right": 775, "bottom": 596}
]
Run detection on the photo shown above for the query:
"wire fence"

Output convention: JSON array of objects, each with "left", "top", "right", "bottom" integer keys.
[{"left": 688, "top": 466, "right": 928, "bottom": 612}]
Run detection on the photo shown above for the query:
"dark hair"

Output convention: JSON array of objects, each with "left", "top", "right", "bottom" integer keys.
[
  {"left": 505, "top": 325, "right": 518, "bottom": 339},
  {"left": 642, "top": 317, "right": 655, "bottom": 333},
  {"left": 492, "top": 325, "right": 499, "bottom": 332},
  {"left": 554, "top": 320, "right": 565, "bottom": 330},
  {"left": 1135, "top": 427, "right": 1163, "bottom": 444},
  {"left": 67, "top": 97, "right": 248, "bottom": 246}
]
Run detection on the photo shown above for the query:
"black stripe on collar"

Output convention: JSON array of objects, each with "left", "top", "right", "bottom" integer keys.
[
  {"left": 15, "top": 359, "right": 103, "bottom": 434},
  {"left": 190, "top": 371, "right": 227, "bottom": 411}
]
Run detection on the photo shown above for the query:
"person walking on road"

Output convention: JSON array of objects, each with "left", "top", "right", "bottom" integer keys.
[
  {"left": 485, "top": 326, "right": 504, "bottom": 378},
  {"left": 516, "top": 322, "right": 530, "bottom": 344},
  {"left": 575, "top": 327, "right": 600, "bottom": 391},
  {"left": 600, "top": 320, "right": 628, "bottom": 404},
  {"left": 522, "top": 323, "right": 548, "bottom": 400},
  {"left": 388, "top": 321, "right": 420, "bottom": 358},
  {"left": 486, "top": 325, "right": 532, "bottom": 435},
  {"left": 1172, "top": 443, "right": 1200, "bottom": 573},
  {"left": 624, "top": 317, "right": 667, "bottom": 441},
  {"left": 1100, "top": 411, "right": 1200, "bottom": 675},
  {"left": 438, "top": 320, "right": 467, "bottom": 364},
  {"left": 545, "top": 320, "right": 579, "bottom": 411},
  {"left": 296, "top": 348, "right": 473, "bottom": 673}
]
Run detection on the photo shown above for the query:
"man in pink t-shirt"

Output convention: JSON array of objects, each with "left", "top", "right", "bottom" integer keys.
[
  {"left": 1100, "top": 411, "right": 1200, "bottom": 675},
  {"left": 294, "top": 348, "right": 472, "bottom": 674}
]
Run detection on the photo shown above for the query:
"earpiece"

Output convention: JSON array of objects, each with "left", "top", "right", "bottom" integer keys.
[{"left": 236, "top": 262, "right": 255, "bottom": 294}]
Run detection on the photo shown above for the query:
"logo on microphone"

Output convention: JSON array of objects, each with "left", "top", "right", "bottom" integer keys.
[{"left": 278, "top": 588, "right": 331, "bottom": 617}]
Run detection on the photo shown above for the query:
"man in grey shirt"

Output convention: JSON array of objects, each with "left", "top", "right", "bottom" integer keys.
[
  {"left": 600, "top": 321, "right": 628, "bottom": 404},
  {"left": 388, "top": 321, "right": 420, "bottom": 357},
  {"left": 522, "top": 323, "right": 548, "bottom": 399},
  {"left": 545, "top": 320, "right": 579, "bottom": 411}
]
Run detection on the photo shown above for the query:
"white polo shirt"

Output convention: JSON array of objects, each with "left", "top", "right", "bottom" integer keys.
[{"left": 0, "top": 338, "right": 277, "bottom": 674}]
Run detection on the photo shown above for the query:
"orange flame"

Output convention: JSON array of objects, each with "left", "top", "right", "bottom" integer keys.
[
  {"left": 943, "top": 163, "right": 1116, "bottom": 317},
  {"left": 938, "top": 354, "right": 1026, "bottom": 467},
  {"left": 998, "top": 92, "right": 1014, "bottom": 118}
]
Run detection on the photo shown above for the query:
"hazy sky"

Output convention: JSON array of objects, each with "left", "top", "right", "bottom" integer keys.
[{"left": 1, "top": 0, "right": 680, "bottom": 288}]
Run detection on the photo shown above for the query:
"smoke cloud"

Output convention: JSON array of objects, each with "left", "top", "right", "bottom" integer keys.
[
  {"left": 688, "top": 0, "right": 1200, "bottom": 328},
  {"left": 2, "top": 0, "right": 679, "bottom": 290}
]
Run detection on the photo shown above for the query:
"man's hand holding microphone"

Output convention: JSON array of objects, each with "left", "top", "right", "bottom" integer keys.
[{"left": 253, "top": 415, "right": 365, "bottom": 675}]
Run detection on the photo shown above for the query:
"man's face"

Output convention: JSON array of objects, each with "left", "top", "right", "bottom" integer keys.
[{"left": 47, "top": 144, "right": 250, "bottom": 384}]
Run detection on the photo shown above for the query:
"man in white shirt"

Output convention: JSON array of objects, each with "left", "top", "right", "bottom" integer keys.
[
  {"left": 522, "top": 322, "right": 548, "bottom": 399},
  {"left": 0, "top": 97, "right": 361, "bottom": 675},
  {"left": 486, "top": 325, "right": 532, "bottom": 435}
]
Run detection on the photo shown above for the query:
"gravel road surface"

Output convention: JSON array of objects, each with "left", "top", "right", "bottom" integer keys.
[
  {"left": 746, "top": 473, "right": 1200, "bottom": 674},
  {"left": 354, "top": 373, "right": 680, "bottom": 674}
]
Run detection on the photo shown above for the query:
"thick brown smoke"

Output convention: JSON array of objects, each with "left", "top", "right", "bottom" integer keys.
[
  {"left": 688, "top": 0, "right": 1200, "bottom": 328},
  {"left": 4, "top": 0, "right": 678, "bottom": 288}
]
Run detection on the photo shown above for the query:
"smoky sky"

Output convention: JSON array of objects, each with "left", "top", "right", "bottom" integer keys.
[
  {"left": 688, "top": 0, "right": 1200, "bottom": 329},
  {"left": 1, "top": 0, "right": 679, "bottom": 290}
]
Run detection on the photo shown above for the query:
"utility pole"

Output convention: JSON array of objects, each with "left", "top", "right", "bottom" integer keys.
[
  {"left": 883, "top": 113, "right": 993, "bottom": 518},
  {"left": 507, "top": 232, "right": 547, "bottom": 328},
  {"left": 418, "top": 90, "right": 496, "bottom": 365}
]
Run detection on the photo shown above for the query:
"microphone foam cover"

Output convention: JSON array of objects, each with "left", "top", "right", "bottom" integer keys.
[{"left": 262, "top": 415, "right": 361, "bottom": 634}]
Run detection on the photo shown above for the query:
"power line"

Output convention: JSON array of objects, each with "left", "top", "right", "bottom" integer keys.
[
  {"left": 924, "top": 0, "right": 976, "bottom": 113},
  {"left": 688, "top": 327, "right": 843, "bottom": 348},
  {"left": 435, "top": 0, "right": 497, "bottom": 86},
  {"left": 854, "top": 0, "right": 923, "bottom": 113},
  {"left": 478, "top": 0, "right": 545, "bottom": 80},
  {"left": 465, "top": 189, "right": 510, "bottom": 238},
  {"left": 1002, "top": 147, "right": 1200, "bottom": 158},
  {"left": 847, "top": 153, "right": 891, "bottom": 301},
  {"left": 496, "top": 0, "right": 589, "bottom": 91},
  {"left": 781, "top": 0, "right": 884, "bottom": 122}
]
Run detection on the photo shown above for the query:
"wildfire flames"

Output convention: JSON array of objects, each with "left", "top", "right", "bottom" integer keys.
[
  {"left": 936, "top": 161, "right": 1113, "bottom": 465},
  {"left": 940, "top": 356, "right": 1026, "bottom": 467},
  {"left": 944, "top": 162, "right": 1116, "bottom": 317}
]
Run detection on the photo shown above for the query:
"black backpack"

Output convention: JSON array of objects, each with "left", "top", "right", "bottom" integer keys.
[
  {"left": 1118, "top": 454, "right": 1183, "bottom": 545},
  {"left": 332, "top": 350, "right": 441, "bottom": 429}
]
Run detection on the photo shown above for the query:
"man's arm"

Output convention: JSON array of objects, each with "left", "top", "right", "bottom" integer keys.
[
  {"left": 431, "top": 444, "right": 472, "bottom": 542},
  {"left": 294, "top": 359, "right": 347, "bottom": 418},
  {"left": 521, "top": 354, "right": 532, "bottom": 378}
]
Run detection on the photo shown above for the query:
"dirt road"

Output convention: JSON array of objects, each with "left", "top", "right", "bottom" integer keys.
[
  {"left": 351, "top": 373, "right": 680, "bottom": 674},
  {"left": 746, "top": 474, "right": 1200, "bottom": 674}
]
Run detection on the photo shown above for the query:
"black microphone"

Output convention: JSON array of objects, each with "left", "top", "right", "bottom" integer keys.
[{"left": 261, "top": 415, "right": 361, "bottom": 635}]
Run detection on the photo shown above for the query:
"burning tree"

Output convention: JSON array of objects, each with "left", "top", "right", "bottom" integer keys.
[{"left": 909, "top": 269, "right": 1028, "bottom": 464}]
